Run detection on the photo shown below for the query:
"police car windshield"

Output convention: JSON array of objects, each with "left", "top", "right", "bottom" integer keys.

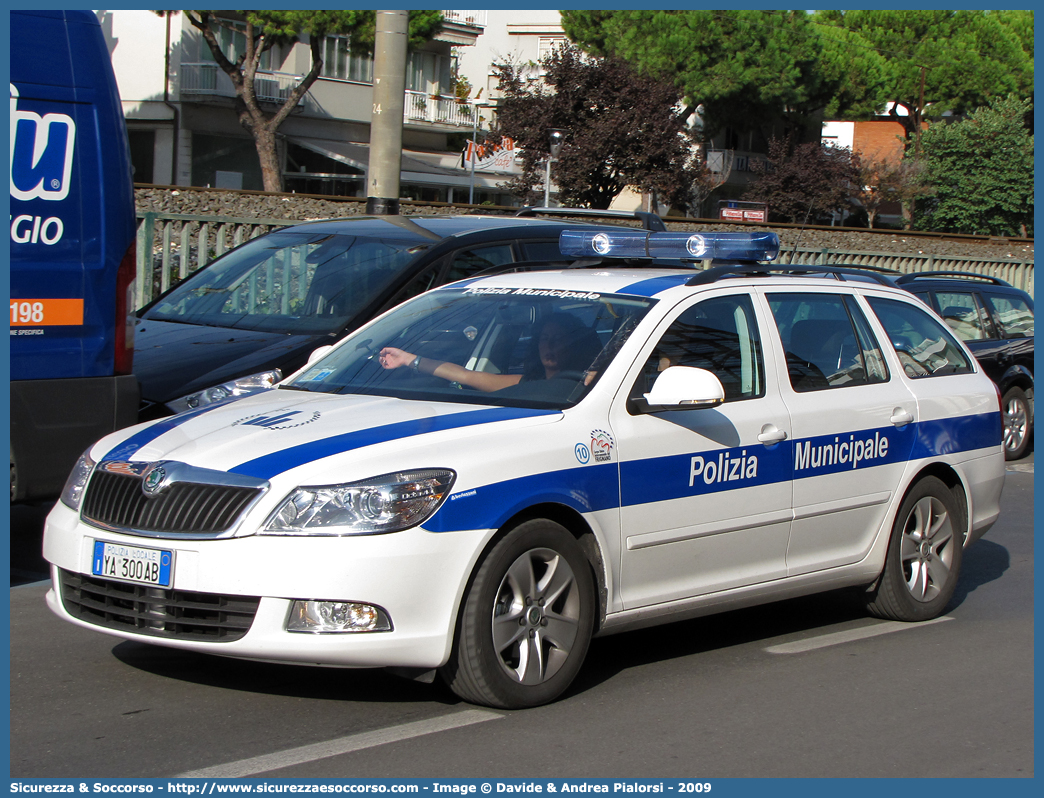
[
  {"left": 285, "top": 287, "right": 657, "bottom": 410},
  {"left": 141, "top": 231, "right": 424, "bottom": 334}
]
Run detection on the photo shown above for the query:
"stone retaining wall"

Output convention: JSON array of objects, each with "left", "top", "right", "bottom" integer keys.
[{"left": 135, "top": 186, "right": 1033, "bottom": 264}]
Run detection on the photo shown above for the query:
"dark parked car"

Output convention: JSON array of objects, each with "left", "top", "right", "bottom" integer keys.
[
  {"left": 897, "top": 271, "right": 1034, "bottom": 459},
  {"left": 133, "top": 210, "right": 667, "bottom": 420}
]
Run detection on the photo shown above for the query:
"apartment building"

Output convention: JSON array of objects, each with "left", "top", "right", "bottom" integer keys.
[{"left": 100, "top": 9, "right": 518, "bottom": 204}]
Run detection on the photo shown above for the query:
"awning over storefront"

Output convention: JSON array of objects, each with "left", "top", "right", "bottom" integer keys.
[{"left": 286, "top": 136, "right": 507, "bottom": 188}]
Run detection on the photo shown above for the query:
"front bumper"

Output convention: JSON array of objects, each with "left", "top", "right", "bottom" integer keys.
[{"left": 43, "top": 500, "right": 492, "bottom": 669}]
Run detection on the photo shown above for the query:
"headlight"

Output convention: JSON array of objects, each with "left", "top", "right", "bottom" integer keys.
[
  {"left": 167, "top": 369, "right": 282, "bottom": 414},
  {"left": 262, "top": 469, "right": 456, "bottom": 536},
  {"left": 60, "top": 449, "right": 96, "bottom": 511}
]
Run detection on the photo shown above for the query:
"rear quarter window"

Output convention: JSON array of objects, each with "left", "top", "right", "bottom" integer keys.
[
  {"left": 866, "top": 296, "right": 973, "bottom": 379},
  {"left": 984, "top": 292, "right": 1034, "bottom": 338}
]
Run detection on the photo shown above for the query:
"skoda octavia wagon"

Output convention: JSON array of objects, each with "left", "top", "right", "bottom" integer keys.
[{"left": 44, "top": 230, "right": 1005, "bottom": 709}]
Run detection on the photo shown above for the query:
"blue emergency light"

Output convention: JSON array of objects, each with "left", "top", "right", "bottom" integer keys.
[{"left": 559, "top": 229, "right": 779, "bottom": 262}]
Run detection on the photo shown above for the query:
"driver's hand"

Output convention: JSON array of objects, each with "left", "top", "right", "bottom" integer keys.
[{"left": 379, "top": 347, "right": 413, "bottom": 370}]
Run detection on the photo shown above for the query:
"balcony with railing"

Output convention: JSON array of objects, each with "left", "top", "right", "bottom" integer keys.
[
  {"left": 403, "top": 90, "right": 478, "bottom": 128},
  {"left": 181, "top": 63, "right": 304, "bottom": 103},
  {"left": 181, "top": 64, "right": 480, "bottom": 129},
  {"left": 441, "top": 10, "right": 487, "bottom": 27}
]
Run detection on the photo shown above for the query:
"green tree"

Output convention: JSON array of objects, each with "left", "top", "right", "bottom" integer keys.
[
  {"left": 916, "top": 95, "right": 1033, "bottom": 236},
  {"left": 742, "top": 137, "right": 861, "bottom": 224},
  {"left": 182, "top": 10, "right": 443, "bottom": 192},
  {"left": 491, "top": 44, "right": 700, "bottom": 210},
  {"left": 560, "top": 10, "right": 888, "bottom": 143},
  {"left": 813, "top": 10, "right": 1033, "bottom": 151}
]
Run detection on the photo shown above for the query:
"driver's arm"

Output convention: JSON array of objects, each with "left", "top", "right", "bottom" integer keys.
[{"left": 379, "top": 347, "right": 522, "bottom": 392}]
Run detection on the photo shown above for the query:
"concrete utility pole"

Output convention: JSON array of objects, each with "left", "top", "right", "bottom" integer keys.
[{"left": 367, "top": 10, "right": 409, "bottom": 215}]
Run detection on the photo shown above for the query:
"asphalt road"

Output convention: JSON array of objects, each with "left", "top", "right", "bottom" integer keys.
[{"left": 7, "top": 462, "right": 1033, "bottom": 779}]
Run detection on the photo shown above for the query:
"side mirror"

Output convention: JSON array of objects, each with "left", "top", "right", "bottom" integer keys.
[
  {"left": 629, "top": 366, "right": 725, "bottom": 414},
  {"left": 307, "top": 345, "right": 333, "bottom": 365}
]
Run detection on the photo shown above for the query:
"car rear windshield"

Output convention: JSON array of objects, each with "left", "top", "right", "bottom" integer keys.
[
  {"left": 141, "top": 231, "right": 426, "bottom": 334},
  {"left": 284, "top": 287, "right": 657, "bottom": 410}
]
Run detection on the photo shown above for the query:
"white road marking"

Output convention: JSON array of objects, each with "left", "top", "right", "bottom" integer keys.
[
  {"left": 177, "top": 708, "right": 503, "bottom": 778},
  {"left": 765, "top": 616, "right": 954, "bottom": 654}
]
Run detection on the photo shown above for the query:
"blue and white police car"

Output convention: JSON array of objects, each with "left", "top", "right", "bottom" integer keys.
[{"left": 43, "top": 230, "right": 1005, "bottom": 709}]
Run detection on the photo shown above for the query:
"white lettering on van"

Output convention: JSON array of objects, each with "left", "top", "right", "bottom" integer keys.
[
  {"left": 10, "top": 84, "right": 76, "bottom": 202},
  {"left": 11, "top": 214, "right": 64, "bottom": 245}
]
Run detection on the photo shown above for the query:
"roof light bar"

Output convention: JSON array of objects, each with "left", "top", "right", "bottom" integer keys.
[{"left": 559, "top": 229, "right": 779, "bottom": 262}]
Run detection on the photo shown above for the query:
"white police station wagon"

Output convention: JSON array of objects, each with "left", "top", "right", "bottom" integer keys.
[{"left": 43, "top": 230, "right": 1005, "bottom": 709}]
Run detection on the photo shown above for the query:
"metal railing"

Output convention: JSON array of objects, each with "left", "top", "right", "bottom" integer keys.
[
  {"left": 403, "top": 90, "right": 476, "bottom": 127},
  {"left": 779, "top": 247, "right": 1034, "bottom": 295},
  {"left": 135, "top": 211, "right": 1034, "bottom": 310},
  {"left": 135, "top": 212, "right": 292, "bottom": 309},
  {"left": 181, "top": 63, "right": 303, "bottom": 103},
  {"left": 441, "top": 10, "right": 488, "bottom": 27},
  {"left": 181, "top": 63, "right": 474, "bottom": 128}
]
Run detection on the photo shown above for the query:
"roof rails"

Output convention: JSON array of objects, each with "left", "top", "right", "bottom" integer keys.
[
  {"left": 686, "top": 262, "right": 899, "bottom": 287},
  {"left": 894, "top": 271, "right": 1013, "bottom": 287},
  {"left": 515, "top": 206, "right": 667, "bottom": 232}
]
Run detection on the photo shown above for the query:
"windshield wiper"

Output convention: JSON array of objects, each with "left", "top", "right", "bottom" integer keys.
[{"left": 278, "top": 383, "right": 342, "bottom": 394}]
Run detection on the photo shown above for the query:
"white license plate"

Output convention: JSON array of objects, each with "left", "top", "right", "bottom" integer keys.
[{"left": 92, "top": 540, "right": 174, "bottom": 587}]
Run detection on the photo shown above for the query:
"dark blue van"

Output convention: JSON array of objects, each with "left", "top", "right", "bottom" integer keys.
[{"left": 10, "top": 10, "right": 139, "bottom": 500}]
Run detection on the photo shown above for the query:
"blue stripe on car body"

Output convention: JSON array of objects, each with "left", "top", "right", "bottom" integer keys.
[
  {"left": 617, "top": 274, "right": 693, "bottom": 297},
  {"left": 427, "top": 411, "right": 1000, "bottom": 533},
  {"left": 100, "top": 400, "right": 237, "bottom": 462},
  {"left": 229, "top": 406, "right": 561, "bottom": 480},
  {"left": 427, "top": 462, "right": 620, "bottom": 534}
]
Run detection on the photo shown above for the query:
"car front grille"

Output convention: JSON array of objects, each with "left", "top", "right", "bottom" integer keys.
[
  {"left": 81, "top": 461, "right": 267, "bottom": 537},
  {"left": 59, "top": 569, "right": 260, "bottom": 642}
]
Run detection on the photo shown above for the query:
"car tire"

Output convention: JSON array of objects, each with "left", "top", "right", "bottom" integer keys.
[
  {"left": 865, "top": 476, "right": 964, "bottom": 623},
  {"left": 1001, "top": 386, "right": 1032, "bottom": 461},
  {"left": 442, "top": 519, "right": 596, "bottom": 709}
]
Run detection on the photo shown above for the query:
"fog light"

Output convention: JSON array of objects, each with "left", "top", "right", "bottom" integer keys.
[{"left": 287, "top": 600, "right": 392, "bottom": 633}]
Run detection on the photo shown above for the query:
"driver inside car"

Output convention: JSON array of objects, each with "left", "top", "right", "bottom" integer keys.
[{"left": 378, "top": 313, "right": 601, "bottom": 392}]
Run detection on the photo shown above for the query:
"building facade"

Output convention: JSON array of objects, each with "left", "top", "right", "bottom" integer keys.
[{"left": 100, "top": 10, "right": 519, "bottom": 205}]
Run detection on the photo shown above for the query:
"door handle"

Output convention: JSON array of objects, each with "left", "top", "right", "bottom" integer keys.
[
  {"left": 890, "top": 408, "right": 915, "bottom": 427},
  {"left": 758, "top": 424, "right": 788, "bottom": 444}
]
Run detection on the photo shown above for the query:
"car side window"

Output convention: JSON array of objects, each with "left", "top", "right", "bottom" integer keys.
[
  {"left": 520, "top": 240, "right": 564, "bottom": 262},
  {"left": 633, "top": 294, "right": 764, "bottom": 402},
  {"left": 984, "top": 292, "right": 1034, "bottom": 338},
  {"left": 867, "top": 296, "right": 973, "bottom": 378},
  {"left": 767, "top": 293, "right": 889, "bottom": 392},
  {"left": 389, "top": 263, "right": 441, "bottom": 306},
  {"left": 934, "top": 291, "right": 990, "bottom": 341},
  {"left": 444, "top": 244, "right": 516, "bottom": 283}
]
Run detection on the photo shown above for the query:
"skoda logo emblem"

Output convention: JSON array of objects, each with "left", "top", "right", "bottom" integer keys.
[{"left": 142, "top": 466, "right": 167, "bottom": 496}]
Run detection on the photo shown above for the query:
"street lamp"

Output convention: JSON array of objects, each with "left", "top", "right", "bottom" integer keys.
[
  {"left": 544, "top": 128, "right": 566, "bottom": 207},
  {"left": 468, "top": 101, "right": 488, "bottom": 205}
]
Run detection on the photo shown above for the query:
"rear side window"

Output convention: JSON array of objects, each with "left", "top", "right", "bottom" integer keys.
[
  {"left": 984, "top": 292, "right": 1034, "bottom": 338},
  {"left": 934, "top": 291, "right": 990, "bottom": 341},
  {"left": 521, "top": 240, "right": 565, "bottom": 262},
  {"left": 444, "top": 244, "right": 516, "bottom": 283},
  {"left": 767, "top": 293, "right": 888, "bottom": 392},
  {"left": 867, "top": 297, "right": 973, "bottom": 378}
]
